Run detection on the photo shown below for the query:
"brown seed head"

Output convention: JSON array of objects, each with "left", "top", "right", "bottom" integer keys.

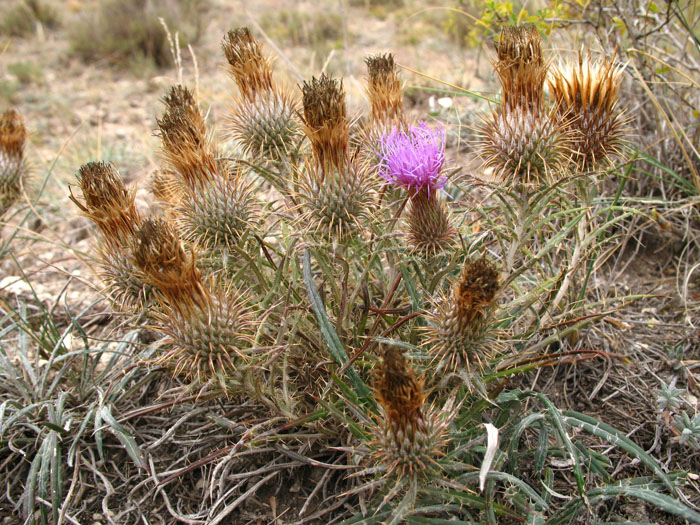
[
  {"left": 0, "top": 110, "right": 27, "bottom": 159},
  {"left": 548, "top": 50, "right": 628, "bottom": 170},
  {"left": 494, "top": 24, "right": 548, "bottom": 112},
  {"left": 157, "top": 85, "right": 217, "bottom": 191},
  {"left": 301, "top": 74, "right": 349, "bottom": 170},
  {"left": 70, "top": 162, "right": 142, "bottom": 246},
  {"left": 365, "top": 53, "right": 405, "bottom": 126},
  {"left": 222, "top": 27, "right": 274, "bottom": 101},
  {"left": 132, "top": 218, "right": 205, "bottom": 310},
  {"left": 454, "top": 258, "right": 500, "bottom": 325},
  {"left": 374, "top": 347, "right": 425, "bottom": 430}
]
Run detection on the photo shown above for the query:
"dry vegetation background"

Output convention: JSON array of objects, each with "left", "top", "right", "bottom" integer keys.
[{"left": 0, "top": 0, "right": 699, "bottom": 523}]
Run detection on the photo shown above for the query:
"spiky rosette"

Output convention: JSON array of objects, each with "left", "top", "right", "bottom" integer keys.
[
  {"left": 549, "top": 51, "right": 628, "bottom": 170},
  {"left": 371, "top": 347, "right": 452, "bottom": 479},
  {"left": 157, "top": 85, "right": 217, "bottom": 191},
  {"left": 153, "top": 280, "right": 254, "bottom": 384},
  {"left": 222, "top": 27, "right": 274, "bottom": 101},
  {"left": 0, "top": 110, "right": 27, "bottom": 217},
  {"left": 406, "top": 189, "right": 456, "bottom": 256},
  {"left": 301, "top": 74, "right": 349, "bottom": 171},
  {"left": 229, "top": 89, "right": 300, "bottom": 162},
  {"left": 70, "top": 161, "right": 142, "bottom": 247},
  {"left": 476, "top": 106, "right": 570, "bottom": 186},
  {"left": 424, "top": 259, "right": 501, "bottom": 376},
  {"left": 495, "top": 24, "right": 548, "bottom": 112},
  {"left": 296, "top": 157, "right": 374, "bottom": 241},
  {"left": 178, "top": 166, "right": 258, "bottom": 250},
  {"left": 365, "top": 53, "right": 405, "bottom": 127},
  {"left": 131, "top": 218, "right": 205, "bottom": 309}
]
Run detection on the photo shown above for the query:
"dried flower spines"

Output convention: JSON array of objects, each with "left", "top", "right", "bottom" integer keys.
[
  {"left": 301, "top": 74, "right": 349, "bottom": 170},
  {"left": 549, "top": 50, "right": 627, "bottom": 170},
  {"left": 365, "top": 53, "right": 405, "bottom": 127},
  {"left": 222, "top": 27, "right": 274, "bottom": 101},
  {"left": 0, "top": 110, "right": 27, "bottom": 217},
  {"left": 157, "top": 85, "right": 217, "bottom": 191}
]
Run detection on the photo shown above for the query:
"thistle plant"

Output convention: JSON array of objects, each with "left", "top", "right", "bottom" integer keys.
[
  {"left": 70, "top": 161, "right": 149, "bottom": 310},
  {"left": 223, "top": 27, "right": 300, "bottom": 166},
  {"left": 296, "top": 74, "right": 374, "bottom": 241},
  {"left": 0, "top": 109, "right": 28, "bottom": 218},
  {"left": 377, "top": 121, "right": 456, "bottom": 256},
  {"left": 425, "top": 258, "right": 501, "bottom": 382}
]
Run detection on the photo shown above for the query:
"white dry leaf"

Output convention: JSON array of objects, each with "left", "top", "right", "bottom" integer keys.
[{"left": 479, "top": 423, "right": 499, "bottom": 492}]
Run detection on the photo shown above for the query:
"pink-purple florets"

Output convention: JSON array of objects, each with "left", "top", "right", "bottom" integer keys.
[{"left": 377, "top": 121, "right": 447, "bottom": 195}]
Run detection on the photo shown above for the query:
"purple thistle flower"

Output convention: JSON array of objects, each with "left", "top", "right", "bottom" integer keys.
[{"left": 377, "top": 121, "right": 447, "bottom": 195}]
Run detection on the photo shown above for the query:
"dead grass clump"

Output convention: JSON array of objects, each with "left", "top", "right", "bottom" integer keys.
[
  {"left": 67, "top": 0, "right": 207, "bottom": 69},
  {"left": 0, "top": 0, "right": 60, "bottom": 37}
]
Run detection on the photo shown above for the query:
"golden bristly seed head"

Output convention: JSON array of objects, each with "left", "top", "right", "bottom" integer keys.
[
  {"left": 374, "top": 347, "right": 425, "bottom": 434},
  {"left": 70, "top": 161, "right": 142, "bottom": 245},
  {"left": 549, "top": 51, "right": 627, "bottom": 170},
  {"left": 494, "top": 24, "right": 548, "bottom": 112},
  {"left": 454, "top": 258, "right": 500, "bottom": 325},
  {"left": 229, "top": 89, "right": 300, "bottom": 161},
  {"left": 477, "top": 106, "right": 569, "bottom": 186},
  {"left": 222, "top": 27, "right": 274, "bottom": 101},
  {"left": 301, "top": 74, "right": 349, "bottom": 170},
  {"left": 157, "top": 85, "right": 217, "bottom": 191},
  {"left": 406, "top": 189, "right": 456, "bottom": 257},
  {"left": 365, "top": 53, "right": 405, "bottom": 126},
  {"left": 131, "top": 218, "right": 204, "bottom": 309}
]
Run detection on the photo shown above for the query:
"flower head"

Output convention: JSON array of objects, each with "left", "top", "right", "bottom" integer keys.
[{"left": 377, "top": 122, "right": 447, "bottom": 195}]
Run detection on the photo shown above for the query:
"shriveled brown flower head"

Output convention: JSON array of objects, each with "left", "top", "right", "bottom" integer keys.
[
  {"left": 222, "top": 27, "right": 274, "bottom": 101},
  {"left": 371, "top": 346, "right": 452, "bottom": 478},
  {"left": 157, "top": 85, "right": 217, "bottom": 191},
  {"left": 131, "top": 218, "right": 205, "bottom": 310},
  {"left": 301, "top": 74, "right": 349, "bottom": 170},
  {"left": 494, "top": 24, "right": 548, "bottom": 112},
  {"left": 425, "top": 258, "right": 501, "bottom": 377},
  {"left": 70, "top": 162, "right": 142, "bottom": 246},
  {"left": 374, "top": 346, "right": 426, "bottom": 429},
  {"left": 549, "top": 50, "right": 628, "bottom": 170},
  {"left": 0, "top": 109, "right": 28, "bottom": 216},
  {"left": 365, "top": 53, "right": 405, "bottom": 126}
]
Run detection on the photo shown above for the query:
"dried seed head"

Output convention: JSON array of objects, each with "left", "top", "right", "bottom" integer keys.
[
  {"left": 228, "top": 89, "right": 300, "bottom": 162},
  {"left": 549, "top": 50, "right": 628, "bottom": 170},
  {"left": 372, "top": 347, "right": 452, "bottom": 478},
  {"left": 296, "top": 158, "right": 374, "bottom": 241},
  {"left": 476, "top": 106, "right": 570, "bottom": 186},
  {"left": 179, "top": 167, "right": 258, "bottom": 250},
  {"left": 406, "top": 189, "right": 456, "bottom": 257},
  {"left": 70, "top": 162, "right": 142, "bottom": 246},
  {"left": 301, "top": 74, "right": 349, "bottom": 170},
  {"left": 425, "top": 259, "right": 501, "bottom": 376},
  {"left": 154, "top": 281, "right": 254, "bottom": 384},
  {"left": 0, "top": 110, "right": 27, "bottom": 216},
  {"left": 365, "top": 53, "right": 405, "bottom": 126},
  {"left": 131, "top": 218, "right": 205, "bottom": 309},
  {"left": 222, "top": 27, "right": 274, "bottom": 101},
  {"left": 157, "top": 85, "right": 217, "bottom": 191},
  {"left": 494, "top": 24, "right": 548, "bottom": 112}
]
